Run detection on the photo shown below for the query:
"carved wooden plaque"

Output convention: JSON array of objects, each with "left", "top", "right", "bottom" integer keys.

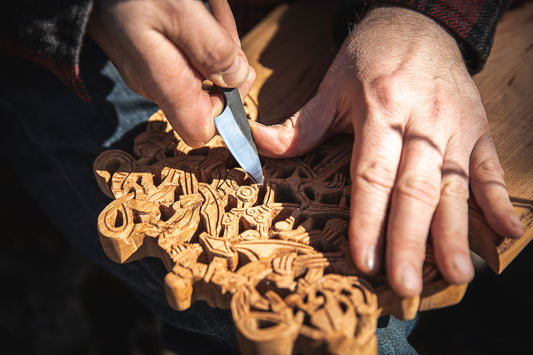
[
  {"left": 94, "top": 111, "right": 379, "bottom": 354},
  {"left": 240, "top": 0, "right": 533, "bottom": 277},
  {"left": 94, "top": 110, "right": 460, "bottom": 355},
  {"left": 93, "top": 2, "right": 533, "bottom": 354}
]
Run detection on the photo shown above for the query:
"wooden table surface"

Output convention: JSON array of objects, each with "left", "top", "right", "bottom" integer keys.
[
  {"left": 469, "top": 3, "right": 533, "bottom": 273},
  {"left": 241, "top": 0, "right": 533, "bottom": 281}
]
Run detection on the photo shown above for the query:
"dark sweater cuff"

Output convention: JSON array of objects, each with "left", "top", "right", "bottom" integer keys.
[
  {"left": 0, "top": 0, "right": 94, "bottom": 101},
  {"left": 334, "top": 0, "right": 509, "bottom": 74}
]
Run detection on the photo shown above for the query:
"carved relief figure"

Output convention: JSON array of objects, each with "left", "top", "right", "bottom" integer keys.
[{"left": 94, "top": 110, "right": 454, "bottom": 355}]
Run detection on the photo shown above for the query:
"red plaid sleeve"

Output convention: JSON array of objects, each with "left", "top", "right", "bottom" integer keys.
[
  {"left": 0, "top": 0, "right": 289, "bottom": 101},
  {"left": 0, "top": 0, "right": 93, "bottom": 101},
  {"left": 335, "top": 0, "right": 510, "bottom": 74}
]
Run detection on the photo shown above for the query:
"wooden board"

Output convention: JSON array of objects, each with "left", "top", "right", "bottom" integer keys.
[
  {"left": 93, "top": 1, "right": 533, "bottom": 354},
  {"left": 94, "top": 113, "right": 382, "bottom": 355},
  {"left": 242, "top": 0, "right": 533, "bottom": 275},
  {"left": 468, "top": 4, "right": 533, "bottom": 273}
]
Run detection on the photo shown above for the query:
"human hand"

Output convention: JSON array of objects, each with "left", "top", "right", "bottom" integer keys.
[
  {"left": 88, "top": 0, "right": 255, "bottom": 147},
  {"left": 251, "top": 7, "right": 525, "bottom": 297}
]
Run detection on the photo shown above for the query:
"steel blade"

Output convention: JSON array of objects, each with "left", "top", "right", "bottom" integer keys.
[{"left": 215, "top": 103, "right": 264, "bottom": 185}]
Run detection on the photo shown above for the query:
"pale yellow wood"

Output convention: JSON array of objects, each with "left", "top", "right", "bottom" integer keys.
[
  {"left": 419, "top": 281, "right": 468, "bottom": 312},
  {"left": 241, "top": 0, "right": 340, "bottom": 125},
  {"left": 468, "top": 3, "right": 533, "bottom": 274},
  {"left": 92, "top": 1, "right": 533, "bottom": 354},
  {"left": 241, "top": 0, "right": 533, "bottom": 300},
  {"left": 376, "top": 285, "right": 420, "bottom": 320},
  {"left": 94, "top": 114, "right": 380, "bottom": 354},
  {"left": 241, "top": 0, "right": 467, "bottom": 317}
]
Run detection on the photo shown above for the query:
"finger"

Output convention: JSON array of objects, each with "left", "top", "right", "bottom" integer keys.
[
  {"left": 208, "top": 0, "right": 241, "bottom": 45},
  {"left": 430, "top": 155, "right": 474, "bottom": 285},
  {"left": 203, "top": 64, "right": 255, "bottom": 104},
  {"left": 348, "top": 110, "right": 404, "bottom": 276},
  {"left": 238, "top": 65, "right": 256, "bottom": 101},
  {"left": 386, "top": 129, "right": 445, "bottom": 297},
  {"left": 132, "top": 31, "right": 221, "bottom": 147},
  {"left": 158, "top": 0, "right": 249, "bottom": 87},
  {"left": 250, "top": 92, "right": 338, "bottom": 158},
  {"left": 470, "top": 133, "right": 525, "bottom": 238}
]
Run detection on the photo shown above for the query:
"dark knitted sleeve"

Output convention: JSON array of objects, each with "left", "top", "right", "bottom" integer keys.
[
  {"left": 334, "top": 0, "right": 509, "bottom": 74},
  {"left": 0, "top": 1, "right": 93, "bottom": 101}
]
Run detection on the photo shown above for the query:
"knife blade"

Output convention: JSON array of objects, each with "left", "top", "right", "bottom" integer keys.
[
  {"left": 215, "top": 89, "right": 264, "bottom": 185},
  {"left": 202, "top": 0, "right": 264, "bottom": 185}
]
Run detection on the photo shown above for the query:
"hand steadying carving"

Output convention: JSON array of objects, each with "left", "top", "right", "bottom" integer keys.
[
  {"left": 88, "top": 0, "right": 255, "bottom": 148},
  {"left": 251, "top": 7, "right": 526, "bottom": 297}
]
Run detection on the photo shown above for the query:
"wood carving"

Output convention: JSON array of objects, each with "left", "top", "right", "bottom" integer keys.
[
  {"left": 93, "top": 1, "right": 533, "bottom": 354},
  {"left": 94, "top": 110, "right": 464, "bottom": 355},
  {"left": 95, "top": 111, "right": 380, "bottom": 354},
  {"left": 241, "top": 0, "right": 533, "bottom": 276}
]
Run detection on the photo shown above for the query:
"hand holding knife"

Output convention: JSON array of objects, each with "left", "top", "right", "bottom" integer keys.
[{"left": 202, "top": 0, "right": 264, "bottom": 185}]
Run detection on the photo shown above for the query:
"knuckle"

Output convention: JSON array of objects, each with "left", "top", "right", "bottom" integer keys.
[
  {"left": 474, "top": 157, "right": 505, "bottom": 178},
  {"left": 161, "top": 0, "right": 189, "bottom": 21},
  {"left": 399, "top": 239, "right": 426, "bottom": 259},
  {"left": 369, "top": 76, "right": 398, "bottom": 105},
  {"left": 117, "top": 61, "right": 159, "bottom": 101},
  {"left": 395, "top": 175, "right": 440, "bottom": 207},
  {"left": 162, "top": 110, "right": 213, "bottom": 149},
  {"left": 184, "top": 138, "right": 207, "bottom": 149},
  {"left": 266, "top": 139, "right": 289, "bottom": 157},
  {"left": 440, "top": 178, "right": 469, "bottom": 200},
  {"left": 201, "top": 40, "right": 235, "bottom": 73},
  {"left": 246, "top": 66, "right": 257, "bottom": 85},
  {"left": 365, "top": 75, "right": 408, "bottom": 115},
  {"left": 270, "top": 119, "right": 298, "bottom": 155},
  {"left": 356, "top": 159, "right": 397, "bottom": 191},
  {"left": 176, "top": 125, "right": 211, "bottom": 148}
]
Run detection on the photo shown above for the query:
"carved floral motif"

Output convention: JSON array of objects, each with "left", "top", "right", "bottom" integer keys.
[{"left": 94, "top": 110, "right": 446, "bottom": 355}]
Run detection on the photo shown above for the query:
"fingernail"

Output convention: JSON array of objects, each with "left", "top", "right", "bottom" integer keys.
[
  {"left": 365, "top": 246, "right": 376, "bottom": 272},
  {"left": 509, "top": 214, "right": 525, "bottom": 236},
  {"left": 452, "top": 254, "right": 473, "bottom": 278},
  {"left": 222, "top": 56, "right": 248, "bottom": 87},
  {"left": 401, "top": 265, "right": 420, "bottom": 294}
]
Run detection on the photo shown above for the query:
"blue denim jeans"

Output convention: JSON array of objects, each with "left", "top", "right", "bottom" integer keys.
[{"left": 0, "top": 39, "right": 417, "bottom": 355}]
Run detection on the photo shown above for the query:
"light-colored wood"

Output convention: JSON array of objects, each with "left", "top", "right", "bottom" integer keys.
[
  {"left": 241, "top": 0, "right": 471, "bottom": 315},
  {"left": 467, "top": 4, "right": 533, "bottom": 274},
  {"left": 241, "top": 0, "right": 340, "bottom": 125},
  {"left": 94, "top": 114, "right": 382, "bottom": 354},
  {"left": 93, "top": 1, "right": 533, "bottom": 354},
  {"left": 92, "top": 110, "right": 469, "bottom": 354},
  {"left": 242, "top": 0, "right": 533, "bottom": 293}
]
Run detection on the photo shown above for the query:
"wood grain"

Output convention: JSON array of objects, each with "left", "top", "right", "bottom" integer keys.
[
  {"left": 468, "top": 4, "right": 533, "bottom": 273},
  {"left": 93, "top": 1, "right": 533, "bottom": 354},
  {"left": 242, "top": 0, "right": 533, "bottom": 278},
  {"left": 94, "top": 114, "right": 382, "bottom": 354}
]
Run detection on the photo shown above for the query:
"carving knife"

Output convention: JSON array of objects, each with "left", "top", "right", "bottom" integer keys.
[
  {"left": 215, "top": 89, "right": 264, "bottom": 185},
  {"left": 202, "top": 1, "right": 263, "bottom": 185}
]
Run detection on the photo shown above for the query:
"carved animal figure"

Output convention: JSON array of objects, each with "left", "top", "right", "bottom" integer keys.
[{"left": 93, "top": 110, "right": 459, "bottom": 355}]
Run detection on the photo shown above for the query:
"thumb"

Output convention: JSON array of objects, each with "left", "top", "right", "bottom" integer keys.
[{"left": 250, "top": 94, "right": 337, "bottom": 158}]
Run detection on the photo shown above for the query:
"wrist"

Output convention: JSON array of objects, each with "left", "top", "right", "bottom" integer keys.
[
  {"left": 360, "top": 7, "right": 459, "bottom": 50},
  {"left": 343, "top": 6, "right": 465, "bottom": 81}
]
